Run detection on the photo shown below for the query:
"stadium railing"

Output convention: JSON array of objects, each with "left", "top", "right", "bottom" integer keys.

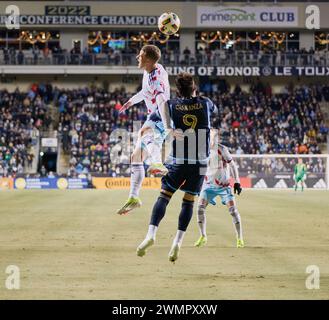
[{"left": 1, "top": 52, "right": 328, "bottom": 67}]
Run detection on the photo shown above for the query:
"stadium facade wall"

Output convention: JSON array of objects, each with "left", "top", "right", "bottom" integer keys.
[
  {"left": 0, "top": 1, "right": 327, "bottom": 53},
  {"left": 0, "top": 75, "right": 141, "bottom": 92},
  {"left": 1, "top": 74, "right": 329, "bottom": 94},
  {"left": 299, "top": 32, "right": 315, "bottom": 50},
  {"left": 0, "top": 1, "right": 328, "bottom": 28},
  {"left": 60, "top": 30, "right": 89, "bottom": 53}
]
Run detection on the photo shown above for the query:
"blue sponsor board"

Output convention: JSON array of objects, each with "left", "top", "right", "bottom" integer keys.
[
  {"left": 67, "top": 178, "right": 89, "bottom": 189},
  {"left": 14, "top": 177, "right": 89, "bottom": 189}
]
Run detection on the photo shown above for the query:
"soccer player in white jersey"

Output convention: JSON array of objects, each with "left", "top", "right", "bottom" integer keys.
[
  {"left": 194, "top": 131, "right": 245, "bottom": 248},
  {"left": 117, "top": 45, "right": 170, "bottom": 215}
]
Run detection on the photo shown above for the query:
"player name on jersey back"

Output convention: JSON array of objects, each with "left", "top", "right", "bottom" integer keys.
[{"left": 167, "top": 96, "right": 216, "bottom": 165}]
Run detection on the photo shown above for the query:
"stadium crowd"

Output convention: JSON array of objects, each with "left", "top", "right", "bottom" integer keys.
[
  {"left": 0, "top": 84, "right": 52, "bottom": 177},
  {"left": 57, "top": 86, "right": 140, "bottom": 177},
  {"left": 56, "top": 82, "right": 328, "bottom": 177}
]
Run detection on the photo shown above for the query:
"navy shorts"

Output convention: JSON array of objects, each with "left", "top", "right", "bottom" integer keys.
[{"left": 161, "top": 163, "right": 206, "bottom": 195}]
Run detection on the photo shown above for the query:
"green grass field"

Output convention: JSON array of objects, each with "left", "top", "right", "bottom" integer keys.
[{"left": 0, "top": 189, "right": 328, "bottom": 300}]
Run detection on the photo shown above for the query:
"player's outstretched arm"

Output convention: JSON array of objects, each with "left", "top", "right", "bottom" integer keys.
[{"left": 119, "top": 90, "right": 144, "bottom": 113}]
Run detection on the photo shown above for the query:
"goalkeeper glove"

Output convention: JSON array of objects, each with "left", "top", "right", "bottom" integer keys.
[{"left": 234, "top": 182, "right": 242, "bottom": 195}]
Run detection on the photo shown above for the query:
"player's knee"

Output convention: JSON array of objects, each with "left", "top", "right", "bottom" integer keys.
[
  {"left": 198, "top": 203, "right": 206, "bottom": 212},
  {"left": 182, "top": 194, "right": 195, "bottom": 212},
  {"left": 197, "top": 200, "right": 206, "bottom": 214},
  {"left": 197, "top": 203, "right": 206, "bottom": 222},
  {"left": 159, "top": 189, "right": 173, "bottom": 203},
  {"left": 229, "top": 206, "right": 241, "bottom": 224},
  {"left": 183, "top": 192, "right": 195, "bottom": 203}
]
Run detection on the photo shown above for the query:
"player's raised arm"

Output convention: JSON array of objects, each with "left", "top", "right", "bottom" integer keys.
[{"left": 119, "top": 90, "right": 144, "bottom": 113}]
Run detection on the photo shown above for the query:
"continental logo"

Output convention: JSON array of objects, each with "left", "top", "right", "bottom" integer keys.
[
  {"left": 92, "top": 177, "right": 161, "bottom": 189},
  {"left": 175, "top": 103, "right": 203, "bottom": 111},
  {"left": 105, "top": 178, "right": 131, "bottom": 189},
  {"left": 200, "top": 8, "right": 256, "bottom": 24}
]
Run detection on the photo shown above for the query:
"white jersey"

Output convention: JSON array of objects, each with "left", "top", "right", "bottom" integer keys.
[
  {"left": 141, "top": 63, "right": 170, "bottom": 114},
  {"left": 204, "top": 144, "right": 233, "bottom": 187}
]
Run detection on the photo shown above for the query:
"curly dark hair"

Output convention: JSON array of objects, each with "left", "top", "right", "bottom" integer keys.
[{"left": 175, "top": 72, "right": 196, "bottom": 98}]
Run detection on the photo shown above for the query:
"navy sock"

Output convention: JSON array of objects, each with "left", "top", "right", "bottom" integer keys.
[
  {"left": 150, "top": 195, "right": 170, "bottom": 227},
  {"left": 178, "top": 200, "right": 194, "bottom": 232}
]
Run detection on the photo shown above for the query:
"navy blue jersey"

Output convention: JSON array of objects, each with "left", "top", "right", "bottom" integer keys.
[{"left": 167, "top": 96, "right": 216, "bottom": 165}]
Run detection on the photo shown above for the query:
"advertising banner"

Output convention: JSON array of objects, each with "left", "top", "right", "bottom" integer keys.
[
  {"left": 197, "top": 6, "right": 298, "bottom": 28},
  {"left": 92, "top": 177, "right": 251, "bottom": 190},
  {"left": 0, "top": 15, "right": 158, "bottom": 26},
  {"left": 0, "top": 177, "right": 14, "bottom": 190},
  {"left": 14, "top": 177, "right": 89, "bottom": 189},
  {"left": 92, "top": 177, "right": 161, "bottom": 190},
  {"left": 251, "top": 176, "right": 326, "bottom": 189}
]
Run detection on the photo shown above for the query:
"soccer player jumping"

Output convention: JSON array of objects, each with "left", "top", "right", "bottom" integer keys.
[
  {"left": 194, "top": 132, "right": 244, "bottom": 248},
  {"left": 136, "top": 72, "right": 216, "bottom": 262},
  {"left": 293, "top": 158, "right": 307, "bottom": 191},
  {"left": 117, "top": 45, "right": 170, "bottom": 215}
]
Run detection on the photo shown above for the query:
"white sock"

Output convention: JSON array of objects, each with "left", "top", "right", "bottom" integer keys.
[
  {"left": 146, "top": 224, "right": 158, "bottom": 240},
  {"left": 235, "top": 222, "right": 242, "bottom": 240},
  {"left": 172, "top": 230, "right": 185, "bottom": 247},
  {"left": 129, "top": 163, "right": 145, "bottom": 198},
  {"left": 146, "top": 141, "right": 162, "bottom": 164},
  {"left": 197, "top": 204, "right": 207, "bottom": 237},
  {"left": 229, "top": 207, "right": 243, "bottom": 239}
]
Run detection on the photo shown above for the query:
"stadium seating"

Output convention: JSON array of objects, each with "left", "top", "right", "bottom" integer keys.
[
  {"left": 57, "top": 87, "right": 143, "bottom": 177},
  {"left": 56, "top": 83, "right": 328, "bottom": 176},
  {"left": 0, "top": 85, "right": 52, "bottom": 177},
  {"left": 1, "top": 81, "right": 327, "bottom": 178}
]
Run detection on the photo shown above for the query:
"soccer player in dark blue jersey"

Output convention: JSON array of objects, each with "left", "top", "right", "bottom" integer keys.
[{"left": 136, "top": 72, "right": 217, "bottom": 262}]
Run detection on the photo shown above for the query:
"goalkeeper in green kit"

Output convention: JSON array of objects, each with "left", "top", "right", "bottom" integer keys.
[{"left": 293, "top": 158, "right": 307, "bottom": 191}]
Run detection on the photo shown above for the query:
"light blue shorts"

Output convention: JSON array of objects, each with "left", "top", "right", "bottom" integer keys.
[
  {"left": 141, "top": 118, "right": 166, "bottom": 148},
  {"left": 200, "top": 185, "right": 234, "bottom": 206}
]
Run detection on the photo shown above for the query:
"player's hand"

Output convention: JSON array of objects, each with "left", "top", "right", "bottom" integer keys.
[
  {"left": 119, "top": 101, "right": 132, "bottom": 114},
  {"left": 172, "top": 129, "right": 184, "bottom": 141},
  {"left": 234, "top": 182, "right": 242, "bottom": 195},
  {"left": 173, "top": 129, "right": 184, "bottom": 141},
  {"left": 165, "top": 128, "right": 184, "bottom": 141}
]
